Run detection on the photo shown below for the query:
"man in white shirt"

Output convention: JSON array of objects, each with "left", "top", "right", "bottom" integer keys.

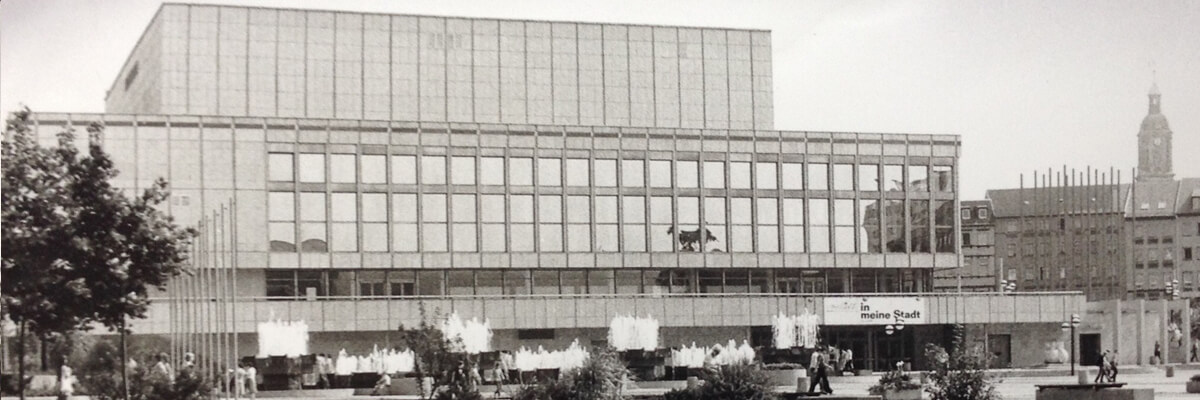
[{"left": 807, "top": 346, "right": 832, "bottom": 394}]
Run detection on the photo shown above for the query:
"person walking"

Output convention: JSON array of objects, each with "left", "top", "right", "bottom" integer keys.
[
  {"left": 1094, "top": 350, "right": 1108, "bottom": 383},
  {"left": 235, "top": 362, "right": 248, "bottom": 398},
  {"left": 1192, "top": 341, "right": 1199, "bottom": 363},
  {"left": 245, "top": 361, "right": 259, "bottom": 399},
  {"left": 808, "top": 347, "right": 832, "bottom": 394},
  {"left": 841, "top": 347, "right": 854, "bottom": 374},
  {"left": 57, "top": 358, "right": 77, "bottom": 400},
  {"left": 1107, "top": 351, "right": 1119, "bottom": 383},
  {"left": 828, "top": 344, "right": 841, "bottom": 375},
  {"left": 152, "top": 353, "right": 175, "bottom": 385},
  {"left": 492, "top": 361, "right": 507, "bottom": 396}
]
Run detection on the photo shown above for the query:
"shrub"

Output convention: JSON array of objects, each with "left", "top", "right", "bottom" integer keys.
[
  {"left": 923, "top": 325, "right": 999, "bottom": 400},
  {"left": 77, "top": 341, "right": 209, "bottom": 400},
  {"left": 867, "top": 369, "right": 923, "bottom": 395},
  {"left": 511, "top": 348, "right": 630, "bottom": 400},
  {"left": 663, "top": 364, "right": 775, "bottom": 400}
]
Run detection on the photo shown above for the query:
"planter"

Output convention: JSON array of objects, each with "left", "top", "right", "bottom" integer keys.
[
  {"left": 1186, "top": 381, "right": 1200, "bottom": 394},
  {"left": 764, "top": 369, "right": 806, "bottom": 386},
  {"left": 855, "top": 369, "right": 873, "bottom": 376},
  {"left": 883, "top": 388, "right": 924, "bottom": 400}
]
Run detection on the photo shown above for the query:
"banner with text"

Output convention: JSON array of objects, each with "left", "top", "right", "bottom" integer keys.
[{"left": 823, "top": 297, "right": 926, "bottom": 326}]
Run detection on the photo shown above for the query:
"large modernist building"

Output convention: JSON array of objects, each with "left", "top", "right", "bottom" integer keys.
[{"left": 15, "top": 4, "right": 1086, "bottom": 371}]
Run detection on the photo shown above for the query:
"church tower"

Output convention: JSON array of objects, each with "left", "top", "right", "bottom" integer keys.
[{"left": 1137, "top": 82, "right": 1173, "bottom": 181}]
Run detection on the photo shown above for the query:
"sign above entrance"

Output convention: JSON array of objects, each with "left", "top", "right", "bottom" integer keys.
[{"left": 824, "top": 297, "right": 926, "bottom": 326}]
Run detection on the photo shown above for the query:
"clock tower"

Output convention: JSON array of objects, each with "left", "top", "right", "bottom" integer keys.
[{"left": 1137, "top": 82, "right": 1173, "bottom": 181}]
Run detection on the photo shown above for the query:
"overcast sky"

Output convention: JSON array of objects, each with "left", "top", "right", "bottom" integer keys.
[{"left": 2, "top": 0, "right": 1197, "bottom": 199}]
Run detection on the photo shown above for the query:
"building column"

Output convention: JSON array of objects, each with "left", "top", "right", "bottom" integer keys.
[
  {"left": 1162, "top": 299, "right": 1169, "bottom": 364},
  {"left": 1137, "top": 299, "right": 1144, "bottom": 365},
  {"left": 1185, "top": 304, "right": 1193, "bottom": 365},
  {"left": 1112, "top": 300, "right": 1121, "bottom": 358}
]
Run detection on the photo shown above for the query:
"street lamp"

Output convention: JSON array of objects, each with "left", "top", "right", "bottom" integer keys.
[
  {"left": 1060, "top": 314, "right": 1081, "bottom": 376},
  {"left": 1165, "top": 279, "right": 1180, "bottom": 300},
  {"left": 1000, "top": 279, "right": 1016, "bottom": 294},
  {"left": 885, "top": 316, "right": 906, "bottom": 336}
]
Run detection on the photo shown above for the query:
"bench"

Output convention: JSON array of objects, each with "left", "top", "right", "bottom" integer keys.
[
  {"left": 1035, "top": 383, "right": 1126, "bottom": 391},
  {"left": 1035, "top": 382, "right": 1152, "bottom": 400}
]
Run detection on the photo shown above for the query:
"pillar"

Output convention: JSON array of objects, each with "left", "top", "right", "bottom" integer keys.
[
  {"left": 1161, "top": 299, "right": 1169, "bottom": 364},
  {"left": 1137, "top": 299, "right": 1144, "bottom": 365},
  {"left": 1185, "top": 304, "right": 1193, "bottom": 364},
  {"left": 1113, "top": 300, "right": 1121, "bottom": 359}
]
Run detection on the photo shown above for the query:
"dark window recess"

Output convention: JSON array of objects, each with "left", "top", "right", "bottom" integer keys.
[
  {"left": 124, "top": 63, "right": 139, "bottom": 90},
  {"left": 1185, "top": 248, "right": 1193, "bottom": 261},
  {"left": 1162, "top": 236, "right": 1173, "bottom": 244},
  {"left": 517, "top": 329, "right": 555, "bottom": 340}
]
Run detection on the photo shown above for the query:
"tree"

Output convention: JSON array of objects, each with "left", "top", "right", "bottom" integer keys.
[
  {"left": 923, "top": 325, "right": 999, "bottom": 400},
  {"left": 2, "top": 108, "right": 195, "bottom": 399},
  {"left": 397, "top": 302, "right": 480, "bottom": 400}
]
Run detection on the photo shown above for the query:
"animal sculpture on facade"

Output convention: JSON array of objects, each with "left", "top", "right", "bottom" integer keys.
[{"left": 666, "top": 226, "right": 718, "bottom": 252}]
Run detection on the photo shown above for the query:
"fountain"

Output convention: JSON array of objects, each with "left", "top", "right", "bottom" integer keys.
[
  {"left": 669, "top": 340, "right": 756, "bottom": 367},
  {"left": 256, "top": 317, "right": 310, "bottom": 357},
  {"left": 512, "top": 339, "right": 591, "bottom": 371},
  {"left": 332, "top": 346, "right": 416, "bottom": 375},
  {"left": 608, "top": 315, "right": 660, "bottom": 352},
  {"left": 441, "top": 312, "right": 493, "bottom": 354},
  {"left": 771, "top": 310, "right": 821, "bottom": 349}
]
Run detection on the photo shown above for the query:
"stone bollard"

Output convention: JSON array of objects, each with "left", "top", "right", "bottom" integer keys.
[
  {"left": 796, "top": 376, "right": 810, "bottom": 393},
  {"left": 686, "top": 376, "right": 700, "bottom": 389},
  {"left": 1076, "top": 370, "right": 1089, "bottom": 384},
  {"left": 1166, "top": 365, "right": 1175, "bottom": 377}
]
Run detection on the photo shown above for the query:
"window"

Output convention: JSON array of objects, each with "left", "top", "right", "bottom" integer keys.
[
  {"left": 810, "top": 199, "right": 830, "bottom": 252},
  {"left": 705, "top": 197, "right": 727, "bottom": 252},
  {"left": 961, "top": 208, "right": 972, "bottom": 220},
  {"left": 422, "top": 194, "right": 448, "bottom": 252},
  {"left": 298, "top": 154, "right": 326, "bottom": 183},
  {"left": 361, "top": 155, "right": 386, "bottom": 184},
  {"left": 730, "top": 162, "right": 751, "bottom": 189},
  {"left": 884, "top": 200, "right": 905, "bottom": 252},
  {"left": 532, "top": 271, "right": 560, "bottom": 295},
  {"left": 480, "top": 195, "right": 506, "bottom": 252},
  {"left": 1185, "top": 247, "right": 1193, "bottom": 261},
  {"left": 538, "top": 195, "right": 563, "bottom": 251},
  {"left": 588, "top": 270, "right": 614, "bottom": 294},
  {"left": 833, "top": 199, "right": 855, "bottom": 252},
  {"left": 268, "top": 192, "right": 296, "bottom": 252},
  {"left": 978, "top": 208, "right": 989, "bottom": 219},
  {"left": 621, "top": 159, "right": 644, "bottom": 187},
  {"left": 781, "top": 163, "right": 803, "bottom": 190},
  {"left": 330, "top": 193, "right": 357, "bottom": 251},
  {"left": 649, "top": 160, "right": 672, "bottom": 188},
  {"left": 567, "top": 196, "right": 591, "bottom": 252},
  {"left": 757, "top": 198, "right": 779, "bottom": 252},
  {"left": 595, "top": 196, "right": 619, "bottom": 252},
  {"left": 807, "top": 163, "right": 827, "bottom": 190},
  {"left": 266, "top": 271, "right": 295, "bottom": 298},
  {"left": 510, "top": 157, "right": 533, "bottom": 186},
  {"left": 783, "top": 198, "right": 804, "bottom": 252},
  {"left": 622, "top": 196, "right": 646, "bottom": 252},
  {"left": 299, "top": 193, "right": 327, "bottom": 252},
  {"left": 510, "top": 195, "right": 535, "bottom": 251},
  {"left": 935, "top": 201, "right": 954, "bottom": 253},
  {"left": 908, "top": 165, "right": 928, "bottom": 191},
  {"left": 418, "top": 271, "right": 444, "bottom": 296},
  {"left": 421, "top": 155, "right": 446, "bottom": 184},
  {"left": 566, "top": 158, "right": 589, "bottom": 186},
  {"left": 595, "top": 159, "right": 617, "bottom": 187},
  {"left": 731, "top": 198, "right": 753, "bottom": 252},
  {"left": 616, "top": 270, "right": 641, "bottom": 294},
  {"left": 330, "top": 154, "right": 356, "bottom": 183},
  {"left": 392, "top": 194, "right": 418, "bottom": 251},
  {"left": 832, "top": 164, "right": 854, "bottom": 191},
  {"left": 883, "top": 165, "right": 904, "bottom": 191},
  {"left": 391, "top": 155, "right": 416, "bottom": 184},
  {"left": 362, "top": 194, "right": 388, "bottom": 251},
  {"left": 676, "top": 160, "right": 698, "bottom": 188},
  {"left": 931, "top": 165, "right": 953, "bottom": 192},
  {"left": 650, "top": 196, "right": 673, "bottom": 251},
  {"left": 269, "top": 153, "right": 295, "bottom": 182},
  {"left": 452, "top": 195, "right": 477, "bottom": 252},
  {"left": 503, "top": 270, "right": 530, "bottom": 295},
  {"left": 538, "top": 158, "right": 562, "bottom": 186},
  {"left": 909, "top": 200, "right": 930, "bottom": 252},
  {"left": 562, "top": 270, "right": 586, "bottom": 294},
  {"left": 451, "top": 156, "right": 476, "bottom": 185},
  {"left": 858, "top": 164, "right": 879, "bottom": 191},
  {"left": 480, "top": 157, "right": 505, "bottom": 185},
  {"left": 703, "top": 161, "right": 725, "bottom": 189},
  {"left": 756, "top": 162, "right": 777, "bottom": 189}
]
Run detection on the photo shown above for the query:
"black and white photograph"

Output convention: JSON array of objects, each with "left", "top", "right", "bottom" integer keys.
[{"left": 1, "top": 1, "right": 1198, "bottom": 399}]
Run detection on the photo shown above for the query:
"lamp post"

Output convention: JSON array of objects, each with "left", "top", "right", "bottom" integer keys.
[
  {"left": 1000, "top": 279, "right": 1016, "bottom": 294},
  {"left": 1060, "top": 314, "right": 1081, "bottom": 376},
  {"left": 885, "top": 317, "right": 906, "bottom": 336}
]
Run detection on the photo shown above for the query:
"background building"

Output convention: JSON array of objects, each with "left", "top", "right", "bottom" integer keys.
[{"left": 934, "top": 200, "right": 995, "bottom": 292}]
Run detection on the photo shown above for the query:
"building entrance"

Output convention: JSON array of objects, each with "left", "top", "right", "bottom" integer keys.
[{"left": 820, "top": 326, "right": 918, "bottom": 372}]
